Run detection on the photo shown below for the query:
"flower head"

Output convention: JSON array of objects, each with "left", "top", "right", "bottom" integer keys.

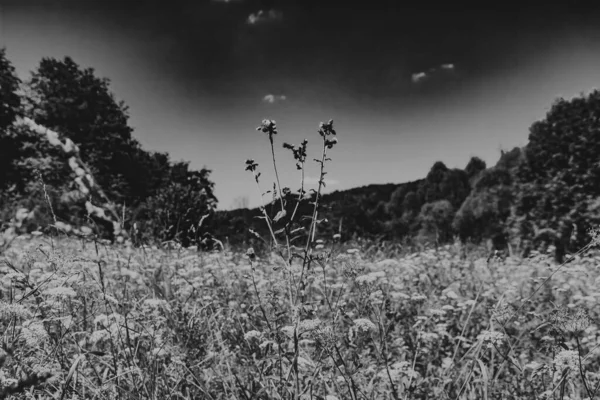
[
  {"left": 550, "top": 307, "right": 591, "bottom": 336},
  {"left": 353, "top": 318, "right": 377, "bottom": 333},
  {"left": 318, "top": 120, "right": 336, "bottom": 137},
  {"left": 257, "top": 119, "right": 277, "bottom": 136}
]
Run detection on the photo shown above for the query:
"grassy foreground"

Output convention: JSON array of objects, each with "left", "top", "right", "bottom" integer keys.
[{"left": 0, "top": 236, "right": 599, "bottom": 399}]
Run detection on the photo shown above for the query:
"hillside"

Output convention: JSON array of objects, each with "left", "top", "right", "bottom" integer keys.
[{"left": 3, "top": 48, "right": 600, "bottom": 263}]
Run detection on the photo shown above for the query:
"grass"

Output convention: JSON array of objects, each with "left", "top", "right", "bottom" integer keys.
[{"left": 0, "top": 234, "right": 598, "bottom": 399}]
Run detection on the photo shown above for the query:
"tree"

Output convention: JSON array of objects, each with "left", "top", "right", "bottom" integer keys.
[
  {"left": 513, "top": 91, "right": 600, "bottom": 254},
  {"left": 134, "top": 163, "right": 217, "bottom": 246},
  {"left": 0, "top": 48, "right": 24, "bottom": 190},
  {"left": 417, "top": 199, "right": 455, "bottom": 246},
  {"left": 0, "top": 48, "right": 21, "bottom": 131},
  {"left": 465, "top": 156, "right": 486, "bottom": 185},
  {"left": 465, "top": 156, "right": 486, "bottom": 177},
  {"left": 24, "top": 56, "right": 142, "bottom": 202}
]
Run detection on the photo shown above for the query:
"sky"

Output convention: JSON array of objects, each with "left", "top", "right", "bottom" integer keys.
[{"left": 1, "top": 0, "right": 600, "bottom": 209}]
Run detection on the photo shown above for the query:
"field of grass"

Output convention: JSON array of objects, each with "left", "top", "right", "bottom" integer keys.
[{"left": 0, "top": 233, "right": 599, "bottom": 400}]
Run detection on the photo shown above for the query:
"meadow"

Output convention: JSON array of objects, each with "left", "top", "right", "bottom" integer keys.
[
  {"left": 3, "top": 52, "right": 600, "bottom": 398},
  {"left": 2, "top": 114, "right": 600, "bottom": 399},
  {"left": 0, "top": 231, "right": 599, "bottom": 399}
]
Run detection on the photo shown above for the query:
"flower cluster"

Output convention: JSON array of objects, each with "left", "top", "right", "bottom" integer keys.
[
  {"left": 553, "top": 349, "right": 579, "bottom": 377},
  {"left": 341, "top": 259, "right": 366, "bottom": 279},
  {"left": 550, "top": 307, "right": 591, "bottom": 336},
  {"left": 318, "top": 120, "right": 338, "bottom": 149},
  {"left": 353, "top": 318, "right": 377, "bottom": 333},
  {"left": 491, "top": 302, "right": 514, "bottom": 326},
  {"left": 283, "top": 139, "right": 308, "bottom": 169},
  {"left": 477, "top": 330, "right": 506, "bottom": 349},
  {"left": 312, "top": 325, "right": 337, "bottom": 350},
  {"left": 257, "top": 119, "right": 277, "bottom": 137}
]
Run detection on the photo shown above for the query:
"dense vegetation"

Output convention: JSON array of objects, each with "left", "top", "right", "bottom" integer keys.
[
  {"left": 3, "top": 47, "right": 600, "bottom": 261},
  {"left": 0, "top": 50, "right": 216, "bottom": 248}
]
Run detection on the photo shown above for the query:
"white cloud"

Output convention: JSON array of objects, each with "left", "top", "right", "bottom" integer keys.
[
  {"left": 411, "top": 63, "right": 456, "bottom": 84},
  {"left": 263, "top": 94, "right": 287, "bottom": 103},
  {"left": 411, "top": 72, "right": 428, "bottom": 83},
  {"left": 304, "top": 176, "right": 340, "bottom": 186},
  {"left": 247, "top": 9, "right": 283, "bottom": 24}
]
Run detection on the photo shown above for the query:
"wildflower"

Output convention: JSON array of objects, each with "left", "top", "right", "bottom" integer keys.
[
  {"left": 143, "top": 298, "right": 168, "bottom": 308},
  {"left": 89, "top": 330, "right": 110, "bottom": 344},
  {"left": 477, "top": 330, "right": 506, "bottom": 349},
  {"left": 353, "top": 318, "right": 377, "bottom": 333},
  {"left": 318, "top": 120, "right": 336, "bottom": 137},
  {"left": 256, "top": 119, "right": 277, "bottom": 137},
  {"left": 553, "top": 350, "right": 578, "bottom": 375},
  {"left": 355, "top": 271, "right": 385, "bottom": 285},
  {"left": 418, "top": 332, "right": 439, "bottom": 342},
  {"left": 0, "top": 301, "right": 32, "bottom": 320},
  {"left": 429, "top": 308, "right": 446, "bottom": 317},
  {"left": 20, "top": 320, "right": 49, "bottom": 347},
  {"left": 379, "top": 361, "right": 420, "bottom": 381},
  {"left": 551, "top": 307, "right": 591, "bottom": 336},
  {"left": 492, "top": 302, "right": 514, "bottom": 325},
  {"left": 411, "top": 294, "right": 428, "bottom": 302},
  {"left": 563, "top": 308, "right": 591, "bottom": 335},
  {"left": 244, "top": 330, "right": 262, "bottom": 341},
  {"left": 312, "top": 325, "right": 337, "bottom": 350},
  {"left": 298, "top": 318, "right": 322, "bottom": 333},
  {"left": 341, "top": 261, "right": 365, "bottom": 279}
]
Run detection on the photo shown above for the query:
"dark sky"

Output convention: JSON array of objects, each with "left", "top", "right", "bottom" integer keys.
[{"left": 2, "top": 0, "right": 600, "bottom": 208}]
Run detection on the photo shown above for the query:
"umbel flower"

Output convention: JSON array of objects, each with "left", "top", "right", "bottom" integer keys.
[
  {"left": 491, "top": 302, "right": 514, "bottom": 326},
  {"left": 550, "top": 307, "right": 591, "bottom": 336}
]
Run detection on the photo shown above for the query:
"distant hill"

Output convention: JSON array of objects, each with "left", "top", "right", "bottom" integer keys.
[{"left": 4, "top": 48, "right": 600, "bottom": 261}]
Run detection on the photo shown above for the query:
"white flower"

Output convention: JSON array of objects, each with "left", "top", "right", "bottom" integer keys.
[
  {"left": 355, "top": 271, "right": 385, "bottom": 285},
  {"left": 298, "top": 319, "right": 322, "bottom": 333},
  {"left": 0, "top": 301, "right": 32, "bottom": 320},
  {"left": 20, "top": 320, "right": 49, "bottom": 347},
  {"left": 477, "top": 330, "right": 505, "bottom": 349},
  {"left": 353, "top": 318, "right": 376, "bottom": 333},
  {"left": 553, "top": 350, "right": 578, "bottom": 375},
  {"left": 244, "top": 330, "right": 262, "bottom": 341}
]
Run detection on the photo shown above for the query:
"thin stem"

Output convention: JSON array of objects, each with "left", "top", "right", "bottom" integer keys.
[
  {"left": 252, "top": 171, "right": 278, "bottom": 246},
  {"left": 269, "top": 135, "right": 286, "bottom": 213},
  {"left": 296, "top": 138, "right": 328, "bottom": 304},
  {"left": 575, "top": 336, "right": 593, "bottom": 399}
]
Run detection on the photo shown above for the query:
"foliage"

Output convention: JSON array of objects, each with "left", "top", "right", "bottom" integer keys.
[
  {"left": 513, "top": 91, "right": 600, "bottom": 258},
  {"left": 0, "top": 53, "right": 217, "bottom": 244}
]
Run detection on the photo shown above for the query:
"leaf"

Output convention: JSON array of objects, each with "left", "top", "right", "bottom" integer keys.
[
  {"left": 477, "top": 359, "right": 489, "bottom": 400},
  {"left": 274, "top": 210, "right": 287, "bottom": 222}
]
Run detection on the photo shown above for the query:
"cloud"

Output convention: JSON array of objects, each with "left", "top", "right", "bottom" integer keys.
[
  {"left": 411, "top": 63, "right": 456, "bottom": 84},
  {"left": 304, "top": 176, "right": 340, "bottom": 186},
  {"left": 247, "top": 9, "right": 283, "bottom": 24},
  {"left": 263, "top": 94, "right": 287, "bottom": 103},
  {"left": 411, "top": 72, "right": 428, "bottom": 83}
]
